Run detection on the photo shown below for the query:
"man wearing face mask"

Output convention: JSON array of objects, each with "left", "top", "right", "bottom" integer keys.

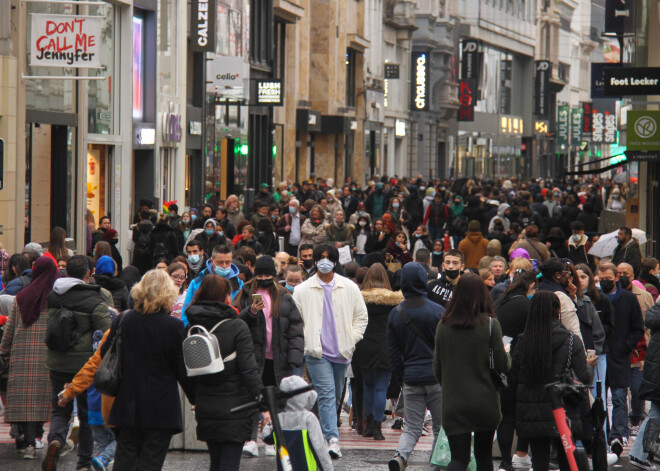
[
  {"left": 293, "top": 244, "right": 368, "bottom": 459},
  {"left": 427, "top": 249, "right": 464, "bottom": 307},
  {"left": 276, "top": 199, "right": 306, "bottom": 256},
  {"left": 297, "top": 244, "right": 316, "bottom": 276},
  {"left": 617, "top": 262, "right": 653, "bottom": 434},
  {"left": 596, "top": 262, "right": 644, "bottom": 456},
  {"left": 180, "top": 245, "right": 244, "bottom": 327},
  {"left": 185, "top": 241, "right": 206, "bottom": 277},
  {"left": 612, "top": 227, "right": 642, "bottom": 278},
  {"left": 567, "top": 221, "right": 593, "bottom": 269},
  {"left": 536, "top": 258, "right": 583, "bottom": 342}
]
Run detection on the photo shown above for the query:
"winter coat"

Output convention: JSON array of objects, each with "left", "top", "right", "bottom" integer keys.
[
  {"left": 300, "top": 218, "right": 327, "bottom": 247},
  {"left": 325, "top": 223, "right": 355, "bottom": 248},
  {"left": 575, "top": 295, "right": 606, "bottom": 354},
  {"left": 2, "top": 269, "right": 33, "bottom": 296},
  {"left": 151, "top": 222, "right": 181, "bottom": 262},
  {"left": 257, "top": 230, "right": 278, "bottom": 257},
  {"left": 425, "top": 200, "right": 449, "bottom": 229},
  {"left": 46, "top": 279, "right": 112, "bottom": 374},
  {"left": 365, "top": 231, "right": 389, "bottom": 253},
  {"left": 568, "top": 235, "right": 594, "bottom": 270},
  {"left": 354, "top": 288, "right": 404, "bottom": 371},
  {"left": 194, "top": 231, "right": 232, "bottom": 255},
  {"left": 494, "top": 288, "right": 531, "bottom": 351},
  {"left": 275, "top": 213, "right": 307, "bottom": 250},
  {"left": 185, "top": 301, "right": 263, "bottom": 442},
  {"left": 102, "top": 309, "right": 191, "bottom": 432},
  {"left": 537, "top": 280, "right": 583, "bottom": 344},
  {"left": 386, "top": 238, "right": 413, "bottom": 265},
  {"left": 606, "top": 286, "right": 644, "bottom": 388},
  {"left": 226, "top": 208, "right": 245, "bottom": 228},
  {"left": 458, "top": 232, "right": 489, "bottom": 269},
  {"left": 434, "top": 313, "right": 510, "bottom": 436},
  {"left": 510, "top": 320, "right": 593, "bottom": 438},
  {"left": 387, "top": 263, "right": 445, "bottom": 386},
  {"left": 234, "top": 285, "right": 304, "bottom": 384},
  {"left": 234, "top": 237, "right": 264, "bottom": 255},
  {"left": 0, "top": 301, "right": 52, "bottom": 422},
  {"left": 639, "top": 304, "right": 660, "bottom": 402},
  {"left": 592, "top": 292, "right": 616, "bottom": 354},
  {"left": 92, "top": 274, "right": 129, "bottom": 311}
]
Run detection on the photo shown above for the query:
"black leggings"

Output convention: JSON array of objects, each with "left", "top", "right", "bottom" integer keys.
[
  {"left": 207, "top": 441, "right": 243, "bottom": 471},
  {"left": 447, "top": 430, "right": 495, "bottom": 471},
  {"left": 528, "top": 438, "right": 570, "bottom": 471}
]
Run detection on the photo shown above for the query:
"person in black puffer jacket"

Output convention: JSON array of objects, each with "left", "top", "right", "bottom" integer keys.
[
  {"left": 494, "top": 269, "right": 536, "bottom": 471},
  {"left": 353, "top": 265, "right": 404, "bottom": 440},
  {"left": 185, "top": 274, "right": 265, "bottom": 471},
  {"left": 510, "top": 291, "right": 595, "bottom": 471},
  {"left": 151, "top": 213, "right": 181, "bottom": 264},
  {"left": 92, "top": 256, "right": 129, "bottom": 311},
  {"left": 232, "top": 256, "right": 303, "bottom": 454}
]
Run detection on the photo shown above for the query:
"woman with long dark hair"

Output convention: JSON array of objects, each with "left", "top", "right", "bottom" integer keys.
[
  {"left": 233, "top": 256, "right": 303, "bottom": 457},
  {"left": 434, "top": 272, "right": 510, "bottom": 471},
  {"left": 510, "top": 291, "right": 595, "bottom": 471},
  {"left": 47, "top": 227, "right": 72, "bottom": 262},
  {"left": 1, "top": 254, "right": 32, "bottom": 296},
  {"left": 494, "top": 269, "right": 536, "bottom": 471}
]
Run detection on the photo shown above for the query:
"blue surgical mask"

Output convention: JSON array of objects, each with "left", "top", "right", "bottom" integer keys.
[
  {"left": 289, "top": 206, "right": 296, "bottom": 214},
  {"left": 528, "top": 294, "right": 533, "bottom": 300},
  {"left": 583, "top": 288, "right": 589, "bottom": 294},
  {"left": 656, "top": 273, "right": 660, "bottom": 279},
  {"left": 218, "top": 231, "right": 224, "bottom": 237},
  {"left": 182, "top": 218, "right": 190, "bottom": 224},
  {"left": 433, "top": 251, "right": 442, "bottom": 256},
  {"left": 205, "top": 229, "right": 215, "bottom": 236},
  {"left": 316, "top": 258, "right": 335, "bottom": 274},
  {"left": 285, "top": 283, "right": 294, "bottom": 293},
  {"left": 214, "top": 265, "right": 231, "bottom": 277},
  {"left": 191, "top": 214, "right": 197, "bottom": 221},
  {"left": 393, "top": 203, "right": 400, "bottom": 209},
  {"left": 188, "top": 254, "right": 201, "bottom": 264}
]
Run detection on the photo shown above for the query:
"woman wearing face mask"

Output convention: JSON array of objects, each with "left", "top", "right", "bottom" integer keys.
[
  {"left": 353, "top": 216, "right": 371, "bottom": 265},
  {"left": 431, "top": 239, "right": 444, "bottom": 269},
  {"left": 386, "top": 231, "right": 412, "bottom": 266},
  {"left": 348, "top": 202, "right": 371, "bottom": 226},
  {"left": 233, "top": 256, "right": 304, "bottom": 457},
  {"left": 300, "top": 204, "right": 328, "bottom": 247},
  {"left": 386, "top": 197, "right": 410, "bottom": 232},
  {"left": 195, "top": 219, "right": 232, "bottom": 254},
  {"left": 638, "top": 258, "right": 660, "bottom": 302},
  {"left": 102, "top": 228, "right": 123, "bottom": 274},
  {"left": 179, "top": 211, "right": 194, "bottom": 245},
  {"left": 91, "top": 255, "right": 129, "bottom": 311},
  {"left": 606, "top": 188, "right": 626, "bottom": 212},
  {"left": 411, "top": 225, "right": 433, "bottom": 260}
]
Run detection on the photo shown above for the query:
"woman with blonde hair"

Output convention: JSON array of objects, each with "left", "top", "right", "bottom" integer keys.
[
  {"left": 102, "top": 269, "right": 192, "bottom": 469},
  {"left": 353, "top": 263, "right": 403, "bottom": 439}
]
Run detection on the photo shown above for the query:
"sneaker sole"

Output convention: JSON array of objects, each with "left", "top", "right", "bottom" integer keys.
[
  {"left": 388, "top": 459, "right": 402, "bottom": 471},
  {"left": 41, "top": 443, "right": 60, "bottom": 471},
  {"left": 329, "top": 450, "right": 341, "bottom": 459},
  {"left": 631, "top": 459, "right": 655, "bottom": 470}
]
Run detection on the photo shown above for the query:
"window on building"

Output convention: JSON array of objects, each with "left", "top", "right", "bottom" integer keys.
[
  {"left": 250, "top": 0, "right": 273, "bottom": 66},
  {"left": 274, "top": 21, "right": 286, "bottom": 81},
  {"left": 499, "top": 59, "right": 512, "bottom": 115},
  {"left": 558, "top": 62, "right": 570, "bottom": 82},
  {"left": 346, "top": 48, "right": 357, "bottom": 108}
]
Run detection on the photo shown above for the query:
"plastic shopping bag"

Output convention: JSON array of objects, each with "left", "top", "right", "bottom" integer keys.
[{"left": 431, "top": 427, "right": 476, "bottom": 470}]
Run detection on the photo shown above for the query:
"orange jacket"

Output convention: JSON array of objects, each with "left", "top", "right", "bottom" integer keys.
[{"left": 62, "top": 329, "right": 115, "bottom": 425}]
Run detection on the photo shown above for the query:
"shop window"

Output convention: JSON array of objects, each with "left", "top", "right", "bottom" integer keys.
[
  {"left": 88, "top": 3, "right": 115, "bottom": 134},
  {"left": 217, "top": 2, "right": 245, "bottom": 57},
  {"left": 346, "top": 49, "right": 357, "bottom": 108},
  {"left": 161, "top": 148, "right": 176, "bottom": 204},
  {"left": 158, "top": 0, "right": 177, "bottom": 96}
]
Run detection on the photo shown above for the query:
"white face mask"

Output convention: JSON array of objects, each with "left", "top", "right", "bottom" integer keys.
[{"left": 358, "top": 221, "right": 367, "bottom": 227}]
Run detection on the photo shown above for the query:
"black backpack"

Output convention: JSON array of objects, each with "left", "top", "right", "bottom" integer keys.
[
  {"left": 45, "top": 306, "right": 77, "bottom": 352},
  {"left": 450, "top": 214, "right": 468, "bottom": 235},
  {"left": 152, "top": 241, "right": 168, "bottom": 265},
  {"left": 133, "top": 232, "right": 153, "bottom": 262}
]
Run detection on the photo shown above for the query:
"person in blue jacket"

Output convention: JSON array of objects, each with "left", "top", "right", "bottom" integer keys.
[{"left": 181, "top": 245, "right": 243, "bottom": 326}]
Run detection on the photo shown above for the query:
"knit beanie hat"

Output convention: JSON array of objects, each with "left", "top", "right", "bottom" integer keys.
[
  {"left": 254, "top": 256, "right": 277, "bottom": 277},
  {"left": 96, "top": 255, "right": 116, "bottom": 276}
]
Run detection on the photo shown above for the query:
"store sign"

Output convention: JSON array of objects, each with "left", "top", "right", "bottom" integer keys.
[
  {"left": 605, "top": 0, "right": 636, "bottom": 34},
  {"left": 604, "top": 67, "right": 660, "bottom": 96},
  {"left": 500, "top": 115, "right": 523, "bottom": 136},
  {"left": 592, "top": 99, "right": 617, "bottom": 144},
  {"left": 384, "top": 64, "right": 400, "bottom": 79},
  {"left": 461, "top": 40, "right": 479, "bottom": 80},
  {"left": 411, "top": 52, "right": 429, "bottom": 111},
  {"left": 591, "top": 63, "right": 608, "bottom": 98},
  {"left": 557, "top": 105, "right": 570, "bottom": 150},
  {"left": 457, "top": 79, "right": 476, "bottom": 122},
  {"left": 190, "top": 0, "right": 216, "bottom": 52},
  {"left": 534, "top": 120, "right": 549, "bottom": 135},
  {"left": 30, "top": 14, "right": 102, "bottom": 68},
  {"left": 395, "top": 120, "right": 406, "bottom": 137},
  {"left": 570, "top": 108, "right": 583, "bottom": 146},
  {"left": 627, "top": 110, "right": 660, "bottom": 151},
  {"left": 162, "top": 103, "right": 182, "bottom": 142},
  {"left": 625, "top": 150, "right": 660, "bottom": 162},
  {"left": 189, "top": 121, "right": 202, "bottom": 136},
  {"left": 208, "top": 55, "right": 249, "bottom": 99},
  {"left": 582, "top": 102, "right": 593, "bottom": 138},
  {"left": 136, "top": 127, "right": 156, "bottom": 146},
  {"left": 254, "top": 80, "right": 283, "bottom": 106},
  {"left": 534, "top": 60, "right": 551, "bottom": 117}
]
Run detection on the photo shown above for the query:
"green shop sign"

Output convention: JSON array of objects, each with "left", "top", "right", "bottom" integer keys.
[{"left": 627, "top": 110, "right": 660, "bottom": 151}]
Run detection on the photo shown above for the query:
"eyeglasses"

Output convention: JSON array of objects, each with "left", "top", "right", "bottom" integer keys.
[{"left": 171, "top": 275, "right": 186, "bottom": 282}]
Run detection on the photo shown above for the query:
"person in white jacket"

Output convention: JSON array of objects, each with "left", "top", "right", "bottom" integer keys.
[{"left": 292, "top": 244, "right": 368, "bottom": 460}]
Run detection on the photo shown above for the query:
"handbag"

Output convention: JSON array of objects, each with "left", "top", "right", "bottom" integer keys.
[
  {"left": 93, "top": 313, "right": 126, "bottom": 397},
  {"left": 489, "top": 317, "right": 508, "bottom": 389}
]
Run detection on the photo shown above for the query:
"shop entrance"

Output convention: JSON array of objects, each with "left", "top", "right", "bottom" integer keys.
[{"left": 86, "top": 144, "right": 115, "bottom": 228}]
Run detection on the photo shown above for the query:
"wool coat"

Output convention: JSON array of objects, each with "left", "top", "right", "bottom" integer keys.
[
  {"left": 606, "top": 286, "right": 644, "bottom": 388},
  {"left": 0, "top": 301, "right": 52, "bottom": 422},
  {"left": 640, "top": 304, "right": 660, "bottom": 402}
]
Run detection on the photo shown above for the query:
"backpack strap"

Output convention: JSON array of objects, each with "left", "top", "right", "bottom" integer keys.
[
  {"left": 207, "top": 319, "right": 238, "bottom": 363},
  {"left": 396, "top": 305, "right": 435, "bottom": 350}
]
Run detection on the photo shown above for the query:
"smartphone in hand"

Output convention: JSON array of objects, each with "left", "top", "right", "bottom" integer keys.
[{"left": 252, "top": 294, "right": 263, "bottom": 304}]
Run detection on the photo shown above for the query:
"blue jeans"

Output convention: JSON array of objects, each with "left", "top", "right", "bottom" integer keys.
[
  {"left": 362, "top": 368, "right": 390, "bottom": 422},
  {"left": 590, "top": 354, "right": 607, "bottom": 401},
  {"left": 91, "top": 424, "right": 116, "bottom": 461},
  {"left": 630, "top": 402, "right": 660, "bottom": 461},
  {"left": 610, "top": 388, "right": 629, "bottom": 442},
  {"left": 355, "top": 254, "right": 365, "bottom": 266},
  {"left": 429, "top": 226, "right": 444, "bottom": 243},
  {"left": 631, "top": 367, "right": 645, "bottom": 426},
  {"left": 305, "top": 356, "right": 349, "bottom": 442}
]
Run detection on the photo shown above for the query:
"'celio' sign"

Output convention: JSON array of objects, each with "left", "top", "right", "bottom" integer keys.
[
  {"left": 411, "top": 52, "right": 429, "bottom": 111},
  {"left": 191, "top": 0, "right": 216, "bottom": 52}
]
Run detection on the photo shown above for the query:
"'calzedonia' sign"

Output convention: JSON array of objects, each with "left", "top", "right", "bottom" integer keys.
[
  {"left": 411, "top": 52, "right": 429, "bottom": 111},
  {"left": 30, "top": 14, "right": 102, "bottom": 68},
  {"left": 191, "top": 0, "right": 216, "bottom": 52}
]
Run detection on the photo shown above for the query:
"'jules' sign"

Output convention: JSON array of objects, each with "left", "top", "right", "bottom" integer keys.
[
  {"left": 411, "top": 52, "right": 429, "bottom": 111},
  {"left": 30, "top": 14, "right": 102, "bottom": 68},
  {"left": 191, "top": 0, "right": 216, "bottom": 52}
]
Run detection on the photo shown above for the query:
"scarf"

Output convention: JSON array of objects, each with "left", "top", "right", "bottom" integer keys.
[
  {"left": 333, "top": 220, "right": 345, "bottom": 230},
  {"left": 188, "top": 255, "right": 206, "bottom": 274},
  {"left": 452, "top": 198, "right": 464, "bottom": 216},
  {"left": 16, "top": 257, "right": 60, "bottom": 328},
  {"left": 639, "top": 271, "right": 660, "bottom": 291},
  {"left": 607, "top": 284, "right": 622, "bottom": 305}
]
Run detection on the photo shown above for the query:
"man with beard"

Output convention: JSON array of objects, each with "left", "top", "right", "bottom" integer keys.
[
  {"left": 612, "top": 227, "right": 643, "bottom": 278},
  {"left": 185, "top": 241, "right": 206, "bottom": 277},
  {"left": 427, "top": 249, "right": 464, "bottom": 307},
  {"left": 297, "top": 243, "right": 316, "bottom": 277}
]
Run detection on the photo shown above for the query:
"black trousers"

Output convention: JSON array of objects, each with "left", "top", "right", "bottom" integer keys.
[
  {"left": 48, "top": 370, "right": 93, "bottom": 469},
  {"left": 113, "top": 427, "right": 175, "bottom": 471},
  {"left": 352, "top": 365, "right": 364, "bottom": 421},
  {"left": 447, "top": 431, "right": 496, "bottom": 471},
  {"left": 528, "top": 438, "right": 570, "bottom": 471},
  {"left": 208, "top": 441, "right": 243, "bottom": 471}
]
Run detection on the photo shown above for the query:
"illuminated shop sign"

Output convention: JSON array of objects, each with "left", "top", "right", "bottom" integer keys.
[{"left": 411, "top": 52, "right": 429, "bottom": 111}]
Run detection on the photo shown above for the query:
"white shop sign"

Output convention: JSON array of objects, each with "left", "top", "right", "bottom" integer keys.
[{"left": 30, "top": 14, "right": 103, "bottom": 68}]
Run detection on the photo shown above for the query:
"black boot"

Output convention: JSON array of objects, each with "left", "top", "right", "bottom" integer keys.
[
  {"left": 364, "top": 414, "right": 375, "bottom": 437},
  {"left": 356, "top": 418, "right": 365, "bottom": 435},
  {"left": 373, "top": 420, "right": 385, "bottom": 440}
]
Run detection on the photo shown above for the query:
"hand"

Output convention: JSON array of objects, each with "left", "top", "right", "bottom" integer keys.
[
  {"left": 335, "top": 242, "right": 342, "bottom": 248},
  {"left": 285, "top": 225, "right": 291, "bottom": 232},
  {"left": 504, "top": 343, "right": 511, "bottom": 354},
  {"left": 353, "top": 246, "right": 358, "bottom": 252},
  {"left": 398, "top": 243, "right": 407, "bottom": 251},
  {"left": 566, "top": 282, "right": 577, "bottom": 300},
  {"left": 251, "top": 299, "right": 265, "bottom": 314},
  {"left": 262, "top": 411, "right": 272, "bottom": 425},
  {"left": 378, "top": 232, "right": 385, "bottom": 241},
  {"left": 587, "top": 355, "right": 598, "bottom": 368},
  {"left": 57, "top": 388, "right": 72, "bottom": 407}
]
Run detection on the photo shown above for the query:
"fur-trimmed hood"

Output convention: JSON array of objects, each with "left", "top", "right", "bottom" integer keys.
[{"left": 361, "top": 288, "right": 404, "bottom": 306}]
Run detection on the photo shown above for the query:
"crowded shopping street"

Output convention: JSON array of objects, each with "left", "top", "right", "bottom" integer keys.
[{"left": 3, "top": 0, "right": 660, "bottom": 470}]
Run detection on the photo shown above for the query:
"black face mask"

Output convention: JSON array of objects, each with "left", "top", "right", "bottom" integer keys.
[
  {"left": 59, "top": 269, "right": 67, "bottom": 277},
  {"left": 600, "top": 279, "right": 615, "bottom": 293},
  {"left": 445, "top": 269, "right": 460, "bottom": 280},
  {"left": 302, "top": 258, "right": 315, "bottom": 269},
  {"left": 257, "top": 278, "right": 274, "bottom": 288},
  {"left": 619, "top": 275, "right": 631, "bottom": 288}
]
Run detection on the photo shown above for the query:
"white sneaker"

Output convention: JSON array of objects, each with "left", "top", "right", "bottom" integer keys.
[
  {"left": 34, "top": 439, "right": 44, "bottom": 449},
  {"left": 265, "top": 444, "right": 276, "bottom": 456},
  {"left": 242, "top": 440, "right": 259, "bottom": 457},
  {"left": 59, "top": 439, "right": 75, "bottom": 457},
  {"left": 608, "top": 453, "right": 619, "bottom": 466},
  {"left": 512, "top": 454, "right": 532, "bottom": 469},
  {"left": 328, "top": 437, "right": 342, "bottom": 459}
]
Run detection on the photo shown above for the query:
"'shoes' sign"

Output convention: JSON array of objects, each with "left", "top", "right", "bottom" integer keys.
[
  {"left": 411, "top": 52, "right": 429, "bottom": 111},
  {"left": 191, "top": 0, "right": 216, "bottom": 52},
  {"left": 30, "top": 14, "right": 102, "bottom": 68},
  {"left": 604, "top": 68, "right": 660, "bottom": 96},
  {"left": 627, "top": 110, "right": 660, "bottom": 151}
]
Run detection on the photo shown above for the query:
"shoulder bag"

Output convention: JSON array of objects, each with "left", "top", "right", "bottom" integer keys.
[
  {"left": 94, "top": 313, "right": 126, "bottom": 397},
  {"left": 489, "top": 317, "right": 508, "bottom": 389}
]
